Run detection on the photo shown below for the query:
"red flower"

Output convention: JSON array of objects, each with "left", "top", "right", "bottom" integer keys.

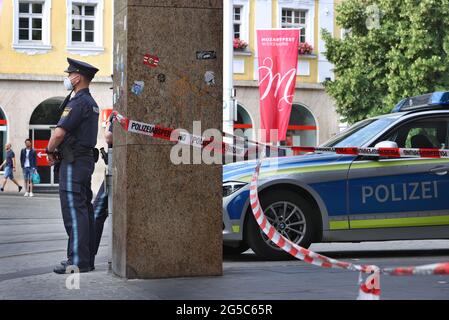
[
  {"left": 233, "top": 38, "right": 248, "bottom": 50},
  {"left": 298, "top": 42, "right": 313, "bottom": 55}
]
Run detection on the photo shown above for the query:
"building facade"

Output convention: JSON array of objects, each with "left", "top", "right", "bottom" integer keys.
[
  {"left": 0, "top": 0, "right": 345, "bottom": 192},
  {"left": 231, "top": 0, "right": 343, "bottom": 152},
  {"left": 0, "top": 0, "right": 113, "bottom": 192}
]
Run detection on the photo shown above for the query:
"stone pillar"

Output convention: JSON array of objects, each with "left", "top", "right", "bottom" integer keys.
[{"left": 112, "top": 0, "right": 223, "bottom": 279}]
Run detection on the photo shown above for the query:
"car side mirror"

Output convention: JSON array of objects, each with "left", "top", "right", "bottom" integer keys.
[
  {"left": 374, "top": 141, "right": 398, "bottom": 149},
  {"left": 372, "top": 141, "right": 399, "bottom": 160}
]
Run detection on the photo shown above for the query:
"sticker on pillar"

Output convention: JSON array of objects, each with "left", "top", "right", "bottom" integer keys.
[
  {"left": 143, "top": 54, "right": 160, "bottom": 68},
  {"left": 196, "top": 51, "right": 217, "bottom": 60},
  {"left": 157, "top": 74, "right": 166, "bottom": 83},
  {"left": 131, "top": 81, "right": 145, "bottom": 96},
  {"left": 204, "top": 71, "right": 215, "bottom": 86}
]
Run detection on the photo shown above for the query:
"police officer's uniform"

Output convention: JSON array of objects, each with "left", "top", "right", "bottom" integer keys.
[
  {"left": 92, "top": 122, "right": 112, "bottom": 256},
  {"left": 53, "top": 58, "right": 99, "bottom": 274}
]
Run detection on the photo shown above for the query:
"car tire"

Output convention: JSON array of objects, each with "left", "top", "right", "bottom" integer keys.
[
  {"left": 244, "top": 189, "right": 316, "bottom": 261},
  {"left": 223, "top": 243, "right": 249, "bottom": 256}
]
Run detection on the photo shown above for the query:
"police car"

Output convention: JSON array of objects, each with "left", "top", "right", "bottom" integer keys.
[{"left": 223, "top": 92, "right": 449, "bottom": 260}]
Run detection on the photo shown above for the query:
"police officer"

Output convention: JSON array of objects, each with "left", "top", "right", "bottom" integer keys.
[
  {"left": 91, "top": 113, "right": 113, "bottom": 261},
  {"left": 47, "top": 58, "right": 99, "bottom": 274}
]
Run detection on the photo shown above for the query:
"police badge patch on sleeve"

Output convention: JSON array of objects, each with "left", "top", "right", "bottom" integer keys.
[{"left": 62, "top": 107, "right": 72, "bottom": 117}]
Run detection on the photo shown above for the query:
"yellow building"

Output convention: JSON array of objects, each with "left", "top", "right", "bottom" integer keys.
[
  {"left": 0, "top": 0, "right": 113, "bottom": 191},
  {"left": 0, "top": 0, "right": 344, "bottom": 190},
  {"left": 231, "top": 0, "right": 343, "bottom": 151}
]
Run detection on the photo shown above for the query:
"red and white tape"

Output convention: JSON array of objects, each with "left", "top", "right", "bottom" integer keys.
[
  {"left": 113, "top": 112, "right": 449, "bottom": 160},
  {"left": 112, "top": 111, "right": 449, "bottom": 299},
  {"left": 383, "top": 262, "right": 449, "bottom": 276},
  {"left": 112, "top": 111, "right": 246, "bottom": 157},
  {"left": 249, "top": 157, "right": 381, "bottom": 299},
  {"left": 291, "top": 146, "right": 449, "bottom": 159},
  {"left": 250, "top": 156, "right": 449, "bottom": 300}
]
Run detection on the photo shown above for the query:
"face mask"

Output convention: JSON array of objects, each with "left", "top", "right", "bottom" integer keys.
[{"left": 63, "top": 77, "right": 73, "bottom": 91}]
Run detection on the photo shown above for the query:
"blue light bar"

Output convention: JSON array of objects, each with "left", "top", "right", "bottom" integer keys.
[{"left": 391, "top": 91, "right": 449, "bottom": 113}]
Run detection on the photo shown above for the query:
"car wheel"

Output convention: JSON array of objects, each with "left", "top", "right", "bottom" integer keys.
[
  {"left": 244, "top": 189, "right": 316, "bottom": 260},
  {"left": 223, "top": 243, "right": 249, "bottom": 256}
]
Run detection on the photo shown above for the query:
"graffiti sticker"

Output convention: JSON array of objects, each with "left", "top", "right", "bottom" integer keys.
[
  {"left": 157, "top": 74, "right": 166, "bottom": 83},
  {"left": 204, "top": 71, "right": 215, "bottom": 86},
  {"left": 131, "top": 81, "right": 145, "bottom": 96},
  {"left": 196, "top": 51, "right": 217, "bottom": 60},
  {"left": 143, "top": 54, "right": 160, "bottom": 68}
]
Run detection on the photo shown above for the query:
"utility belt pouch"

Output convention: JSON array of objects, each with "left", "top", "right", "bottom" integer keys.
[
  {"left": 100, "top": 147, "right": 108, "bottom": 165},
  {"left": 93, "top": 148, "right": 100, "bottom": 163}
]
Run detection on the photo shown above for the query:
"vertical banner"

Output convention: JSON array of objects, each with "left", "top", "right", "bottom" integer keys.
[{"left": 257, "top": 29, "right": 300, "bottom": 142}]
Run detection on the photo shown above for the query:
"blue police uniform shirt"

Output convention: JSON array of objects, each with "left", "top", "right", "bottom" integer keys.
[{"left": 57, "top": 88, "right": 99, "bottom": 155}]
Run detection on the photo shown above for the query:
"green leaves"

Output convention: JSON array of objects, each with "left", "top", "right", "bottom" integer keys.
[{"left": 323, "top": 0, "right": 449, "bottom": 123}]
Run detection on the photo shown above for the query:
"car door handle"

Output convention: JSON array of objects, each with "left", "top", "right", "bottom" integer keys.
[{"left": 429, "top": 167, "right": 449, "bottom": 175}]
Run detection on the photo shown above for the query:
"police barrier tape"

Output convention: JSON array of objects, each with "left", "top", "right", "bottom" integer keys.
[
  {"left": 112, "top": 112, "right": 449, "bottom": 299},
  {"left": 223, "top": 132, "right": 449, "bottom": 160},
  {"left": 249, "top": 157, "right": 381, "bottom": 300},
  {"left": 112, "top": 111, "right": 247, "bottom": 157},
  {"left": 113, "top": 111, "right": 449, "bottom": 160},
  {"left": 383, "top": 262, "right": 449, "bottom": 276},
  {"left": 290, "top": 146, "right": 449, "bottom": 158},
  {"left": 250, "top": 156, "right": 449, "bottom": 300}
]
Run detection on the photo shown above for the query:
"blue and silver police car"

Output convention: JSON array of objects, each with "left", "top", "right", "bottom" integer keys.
[{"left": 223, "top": 92, "right": 449, "bottom": 260}]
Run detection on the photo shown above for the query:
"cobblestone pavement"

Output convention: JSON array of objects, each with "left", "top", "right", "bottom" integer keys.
[{"left": 1, "top": 193, "right": 448, "bottom": 300}]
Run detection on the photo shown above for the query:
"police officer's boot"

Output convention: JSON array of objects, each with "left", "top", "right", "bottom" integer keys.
[
  {"left": 60, "top": 260, "right": 95, "bottom": 271},
  {"left": 53, "top": 264, "right": 91, "bottom": 274}
]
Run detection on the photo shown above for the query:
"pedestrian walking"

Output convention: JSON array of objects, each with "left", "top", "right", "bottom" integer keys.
[
  {"left": 0, "top": 143, "right": 23, "bottom": 193},
  {"left": 20, "top": 139, "right": 37, "bottom": 197}
]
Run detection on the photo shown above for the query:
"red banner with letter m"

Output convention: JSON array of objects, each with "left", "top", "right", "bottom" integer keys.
[{"left": 257, "top": 29, "right": 300, "bottom": 143}]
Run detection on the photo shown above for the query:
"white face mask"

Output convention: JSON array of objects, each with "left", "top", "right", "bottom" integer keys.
[{"left": 63, "top": 77, "right": 73, "bottom": 91}]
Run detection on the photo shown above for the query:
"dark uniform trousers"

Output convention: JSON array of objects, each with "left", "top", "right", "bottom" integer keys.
[
  {"left": 59, "top": 157, "right": 95, "bottom": 269},
  {"left": 93, "top": 182, "right": 108, "bottom": 256}
]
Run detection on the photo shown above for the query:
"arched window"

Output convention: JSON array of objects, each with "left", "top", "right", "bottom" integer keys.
[
  {"left": 282, "top": 104, "right": 318, "bottom": 155},
  {"left": 29, "top": 97, "right": 65, "bottom": 125},
  {"left": 29, "top": 97, "right": 64, "bottom": 186},
  {"left": 0, "top": 107, "right": 8, "bottom": 166},
  {"left": 233, "top": 104, "right": 254, "bottom": 140}
]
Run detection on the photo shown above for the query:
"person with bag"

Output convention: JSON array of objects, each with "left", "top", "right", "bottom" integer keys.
[{"left": 20, "top": 139, "right": 38, "bottom": 197}]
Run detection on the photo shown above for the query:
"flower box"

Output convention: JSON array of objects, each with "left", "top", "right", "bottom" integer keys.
[
  {"left": 299, "top": 42, "right": 314, "bottom": 55},
  {"left": 233, "top": 38, "right": 248, "bottom": 50}
]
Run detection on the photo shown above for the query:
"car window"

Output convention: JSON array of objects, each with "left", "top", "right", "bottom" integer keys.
[
  {"left": 381, "top": 118, "right": 448, "bottom": 149},
  {"left": 322, "top": 117, "right": 397, "bottom": 147}
]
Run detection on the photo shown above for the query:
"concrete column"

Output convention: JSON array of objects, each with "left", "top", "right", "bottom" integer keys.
[{"left": 112, "top": 0, "right": 223, "bottom": 279}]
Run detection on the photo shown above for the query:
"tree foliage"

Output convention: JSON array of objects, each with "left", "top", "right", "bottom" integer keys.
[{"left": 323, "top": 0, "right": 449, "bottom": 123}]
